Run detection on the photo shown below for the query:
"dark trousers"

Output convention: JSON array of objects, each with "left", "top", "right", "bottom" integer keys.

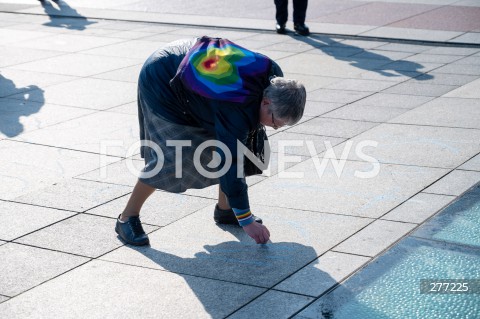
[{"left": 274, "top": 0, "right": 308, "bottom": 25}]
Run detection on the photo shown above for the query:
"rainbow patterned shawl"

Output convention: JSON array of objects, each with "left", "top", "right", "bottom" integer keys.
[{"left": 173, "top": 36, "right": 271, "bottom": 103}]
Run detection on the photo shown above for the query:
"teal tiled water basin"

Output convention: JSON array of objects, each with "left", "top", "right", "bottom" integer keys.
[
  {"left": 296, "top": 184, "right": 480, "bottom": 319},
  {"left": 413, "top": 185, "right": 480, "bottom": 248}
]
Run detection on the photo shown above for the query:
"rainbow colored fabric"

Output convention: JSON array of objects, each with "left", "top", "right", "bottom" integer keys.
[
  {"left": 175, "top": 36, "right": 271, "bottom": 103},
  {"left": 232, "top": 208, "right": 254, "bottom": 226}
]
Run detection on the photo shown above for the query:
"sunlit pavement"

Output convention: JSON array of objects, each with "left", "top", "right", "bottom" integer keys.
[{"left": 0, "top": 1, "right": 479, "bottom": 318}]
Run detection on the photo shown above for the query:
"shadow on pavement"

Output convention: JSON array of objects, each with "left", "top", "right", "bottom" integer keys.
[
  {"left": 0, "top": 74, "right": 45, "bottom": 138},
  {"left": 291, "top": 34, "right": 433, "bottom": 81},
  {"left": 119, "top": 224, "right": 384, "bottom": 318},
  {"left": 39, "top": 0, "right": 96, "bottom": 30}
]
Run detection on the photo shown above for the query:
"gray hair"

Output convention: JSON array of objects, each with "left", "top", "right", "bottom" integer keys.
[{"left": 263, "top": 77, "right": 306, "bottom": 125}]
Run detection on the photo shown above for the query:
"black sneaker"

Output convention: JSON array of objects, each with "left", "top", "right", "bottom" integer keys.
[
  {"left": 294, "top": 23, "right": 310, "bottom": 36},
  {"left": 213, "top": 205, "right": 263, "bottom": 226},
  {"left": 115, "top": 214, "right": 150, "bottom": 246},
  {"left": 276, "top": 23, "right": 287, "bottom": 34}
]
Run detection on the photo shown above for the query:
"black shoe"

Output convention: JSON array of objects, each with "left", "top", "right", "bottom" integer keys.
[
  {"left": 214, "top": 204, "right": 262, "bottom": 226},
  {"left": 276, "top": 23, "right": 287, "bottom": 34},
  {"left": 294, "top": 23, "right": 310, "bottom": 36},
  {"left": 115, "top": 214, "right": 150, "bottom": 246}
]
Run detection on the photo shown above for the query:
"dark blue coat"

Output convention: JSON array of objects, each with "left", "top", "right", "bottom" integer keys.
[{"left": 138, "top": 38, "right": 283, "bottom": 209}]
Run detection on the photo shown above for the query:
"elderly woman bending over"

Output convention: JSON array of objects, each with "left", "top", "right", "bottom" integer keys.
[{"left": 115, "top": 36, "right": 306, "bottom": 246}]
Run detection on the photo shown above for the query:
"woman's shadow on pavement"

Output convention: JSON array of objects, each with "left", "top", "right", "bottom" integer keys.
[
  {"left": 39, "top": 0, "right": 96, "bottom": 30},
  {"left": 0, "top": 74, "right": 45, "bottom": 138},
  {"left": 290, "top": 34, "right": 433, "bottom": 81},
  {"left": 122, "top": 224, "right": 389, "bottom": 318}
]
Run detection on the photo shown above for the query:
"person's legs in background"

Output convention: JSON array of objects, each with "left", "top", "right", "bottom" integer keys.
[
  {"left": 274, "top": 0, "right": 288, "bottom": 34},
  {"left": 293, "top": 0, "right": 310, "bottom": 35}
]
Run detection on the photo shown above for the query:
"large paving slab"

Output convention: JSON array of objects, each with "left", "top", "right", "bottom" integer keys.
[
  {"left": 347, "top": 92, "right": 434, "bottom": 109},
  {"left": 85, "top": 190, "right": 215, "bottom": 226},
  {"left": 80, "top": 39, "right": 167, "bottom": 59},
  {"left": 449, "top": 32, "right": 480, "bottom": 44},
  {"left": 8, "top": 77, "right": 137, "bottom": 110},
  {"left": 321, "top": 104, "right": 408, "bottom": 123},
  {"left": 382, "top": 82, "right": 458, "bottom": 97},
  {"left": 8, "top": 33, "right": 125, "bottom": 52},
  {"left": 381, "top": 192, "right": 455, "bottom": 224},
  {"left": 0, "top": 68, "right": 78, "bottom": 98},
  {"left": 246, "top": 41, "right": 312, "bottom": 54},
  {"left": 0, "top": 200, "right": 75, "bottom": 241},
  {"left": 0, "top": 99, "right": 94, "bottom": 139},
  {"left": 287, "top": 117, "right": 378, "bottom": 139},
  {"left": 0, "top": 243, "right": 88, "bottom": 297},
  {"left": 0, "top": 140, "right": 104, "bottom": 200},
  {"left": 106, "top": 101, "right": 137, "bottom": 114},
  {"left": 455, "top": 55, "right": 480, "bottom": 65},
  {"left": 323, "top": 78, "right": 398, "bottom": 92},
  {"left": 388, "top": 97, "right": 480, "bottom": 129},
  {"left": 333, "top": 219, "right": 417, "bottom": 257},
  {"left": 432, "top": 63, "right": 480, "bottom": 75},
  {"left": 0, "top": 28, "right": 52, "bottom": 45},
  {"left": 228, "top": 290, "right": 314, "bottom": 319},
  {"left": 257, "top": 152, "right": 309, "bottom": 177},
  {"left": 360, "top": 27, "right": 462, "bottom": 42},
  {"left": 267, "top": 132, "right": 345, "bottom": 157},
  {"left": 301, "top": 100, "right": 343, "bottom": 117},
  {"left": 248, "top": 159, "right": 448, "bottom": 218},
  {"left": 423, "top": 169, "right": 480, "bottom": 196},
  {"left": 75, "top": 157, "right": 264, "bottom": 194},
  {"left": 349, "top": 49, "right": 413, "bottom": 62},
  {"left": 15, "top": 213, "right": 158, "bottom": 258},
  {"left": 330, "top": 123, "right": 480, "bottom": 168},
  {"left": 17, "top": 112, "right": 139, "bottom": 157},
  {"left": 92, "top": 64, "right": 142, "bottom": 83},
  {"left": 374, "top": 43, "right": 433, "bottom": 54},
  {"left": 375, "top": 60, "right": 443, "bottom": 73},
  {"left": 422, "top": 46, "right": 480, "bottom": 56},
  {"left": 388, "top": 6, "right": 480, "bottom": 32},
  {"left": 306, "top": 45, "right": 364, "bottom": 58},
  {"left": 315, "top": 2, "right": 438, "bottom": 26},
  {"left": 275, "top": 53, "right": 387, "bottom": 78},
  {"left": 100, "top": 204, "right": 372, "bottom": 288},
  {"left": 12, "top": 179, "right": 133, "bottom": 212},
  {"left": 352, "top": 69, "right": 424, "bottom": 82},
  {"left": 0, "top": 45, "right": 64, "bottom": 67},
  {"left": 273, "top": 251, "right": 370, "bottom": 297},
  {"left": 307, "top": 88, "right": 374, "bottom": 104},
  {"left": 9, "top": 53, "right": 142, "bottom": 77},
  {"left": 410, "top": 72, "right": 479, "bottom": 86},
  {"left": 280, "top": 74, "right": 342, "bottom": 94},
  {"left": 0, "top": 260, "right": 265, "bottom": 319},
  {"left": 444, "top": 77, "right": 480, "bottom": 99},
  {"left": 74, "top": 158, "right": 146, "bottom": 187},
  {"left": 402, "top": 53, "right": 464, "bottom": 64},
  {"left": 459, "top": 153, "right": 480, "bottom": 171},
  {"left": 14, "top": 111, "right": 139, "bottom": 157}
]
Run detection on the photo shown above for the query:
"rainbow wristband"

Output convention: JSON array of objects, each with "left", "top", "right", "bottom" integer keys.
[{"left": 232, "top": 208, "right": 254, "bottom": 227}]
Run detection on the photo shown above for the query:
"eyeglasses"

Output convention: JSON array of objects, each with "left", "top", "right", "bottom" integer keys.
[{"left": 272, "top": 112, "right": 279, "bottom": 130}]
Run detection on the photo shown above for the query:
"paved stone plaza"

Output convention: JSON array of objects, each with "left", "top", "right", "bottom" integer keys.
[{"left": 0, "top": 0, "right": 479, "bottom": 318}]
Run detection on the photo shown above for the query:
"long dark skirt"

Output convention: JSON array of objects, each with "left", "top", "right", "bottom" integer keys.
[{"left": 137, "top": 92, "right": 220, "bottom": 193}]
